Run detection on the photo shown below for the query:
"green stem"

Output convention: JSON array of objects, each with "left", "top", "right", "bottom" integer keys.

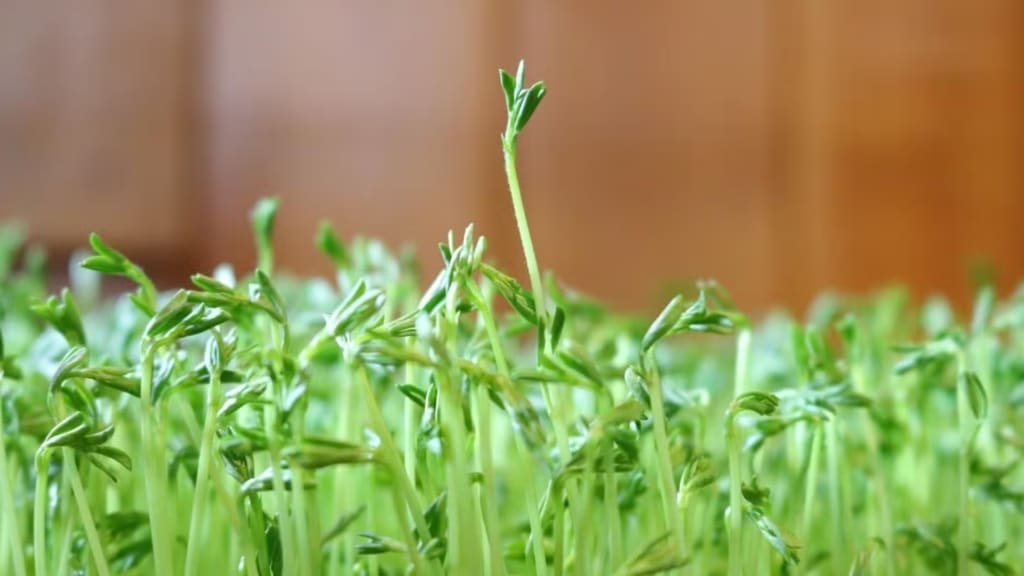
[
  {"left": 801, "top": 425, "right": 822, "bottom": 571},
  {"left": 185, "top": 368, "right": 223, "bottom": 576},
  {"left": 956, "top": 367, "right": 972, "bottom": 576},
  {"left": 246, "top": 492, "right": 272, "bottom": 576},
  {"left": 474, "top": 380, "right": 506, "bottom": 576},
  {"left": 33, "top": 455, "right": 49, "bottom": 576},
  {"left": 734, "top": 329, "right": 752, "bottom": 398},
  {"left": 726, "top": 329, "right": 752, "bottom": 576},
  {"left": 63, "top": 449, "right": 111, "bottom": 576},
  {"left": 261, "top": 378, "right": 296, "bottom": 576},
  {"left": 210, "top": 454, "right": 260, "bottom": 576},
  {"left": 0, "top": 397, "right": 27, "bottom": 576},
  {"left": 434, "top": 364, "right": 481, "bottom": 574},
  {"left": 53, "top": 479, "right": 75, "bottom": 576},
  {"left": 852, "top": 362, "right": 895, "bottom": 576},
  {"left": 403, "top": 353, "right": 419, "bottom": 489},
  {"left": 505, "top": 134, "right": 584, "bottom": 575},
  {"left": 726, "top": 416, "right": 743, "bottom": 576},
  {"left": 552, "top": 496, "right": 565, "bottom": 576},
  {"left": 140, "top": 345, "right": 174, "bottom": 576},
  {"left": 825, "top": 420, "right": 844, "bottom": 574},
  {"left": 646, "top": 362, "right": 685, "bottom": 547},
  {"left": 355, "top": 366, "right": 432, "bottom": 571},
  {"left": 468, "top": 280, "right": 547, "bottom": 576},
  {"left": 329, "top": 368, "right": 355, "bottom": 576},
  {"left": 604, "top": 450, "right": 622, "bottom": 571},
  {"left": 502, "top": 145, "right": 547, "bottom": 326}
]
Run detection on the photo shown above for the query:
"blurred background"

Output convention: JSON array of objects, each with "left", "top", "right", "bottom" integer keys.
[{"left": 2, "top": 1, "right": 1022, "bottom": 314}]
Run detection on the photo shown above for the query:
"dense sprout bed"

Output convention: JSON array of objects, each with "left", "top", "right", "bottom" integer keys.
[{"left": 1, "top": 64, "right": 1023, "bottom": 576}]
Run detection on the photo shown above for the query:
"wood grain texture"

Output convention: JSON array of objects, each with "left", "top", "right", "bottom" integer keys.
[
  {"left": 2, "top": 2, "right": 1022, "bottom": 313},
  {"left": 0, "top": 1, "right": 194, "bottom": 260}
]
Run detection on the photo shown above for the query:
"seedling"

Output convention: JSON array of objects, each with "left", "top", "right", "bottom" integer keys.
[{"left": 0, "top": 63, "right": 1022, "bottom": 576}]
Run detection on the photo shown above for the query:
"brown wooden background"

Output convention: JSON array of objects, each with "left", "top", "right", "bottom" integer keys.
[{"left": 2, "top": 1, "right": 1023, "bottom": 314}]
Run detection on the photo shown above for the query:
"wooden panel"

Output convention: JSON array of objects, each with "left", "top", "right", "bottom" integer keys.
[
  {"left": 0, "top": 1, "right": 195, "bottom": 262},
  {"left": 2, "top": 2, "right": 1023, "bottom": 312},
  {"left": 775, "top": 0, "right": 1024, "bottom": 309},
  {"left": 201, "top": 1, "right": 500, "bottom": 278}
]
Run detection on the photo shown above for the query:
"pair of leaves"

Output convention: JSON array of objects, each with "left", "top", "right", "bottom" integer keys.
[
  {"left": 81, "top": 233, "right": 157, "bottom": 317},
  {"left": 39, "top": 411, "right": 132, "bottom": 483},
  {"left": 642, "top": 290, "right": 746, "bottom": 352},
  {"left": 31, "top": 288, "right": 87, "bottom": 347},
  {"left": 500, "top": 61, "right": 547, "bottom": 145}
]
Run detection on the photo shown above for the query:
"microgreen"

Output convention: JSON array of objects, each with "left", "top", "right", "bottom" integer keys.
[{"left": 1, "top": 63, "right": 1024, "bottom": 576}]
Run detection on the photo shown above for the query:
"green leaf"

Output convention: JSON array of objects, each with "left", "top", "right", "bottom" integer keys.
[
  {"left": 729, "top": 392, "right": 780, "bottom": 418},
  {"left": 191, "top": 273, "right": 235, "bottom": 295},
  {"left": 144, "top": 291, "right": 192, "bottom": 341},
  {"left": 625, "top": 365, "right": 652, "bottom": 409},
  {"left": 398, "top": 384, "right": 426, "bottom": 407},
  {"left": 970, "top": 541, "right": 1015, "bottom": 576},
  {"left": 481, "top": 264, "right": 538, "bottom": 326},
  {"left": 52, "top": 346, "right": 89, "bottom": 390},
  {"left": 41, "top": 411, "right": 88, "bottom": 450},
  {"left": 499, "top": 69, "right": 516, "bottom": 112},
  {"left": 31, "top": 288, "right": 87, "bottom": 347},
  {"left": 680, "top": 454, "right": 715, "bottom": 495},
  {"left": 643, "top": 295, "right": 686, "bottom": 352},
  {"left": 746, "top": 506, "right": 801, "bottom": 566},
  {"left": 91, "top": 444, "right": 133, "bottom": 473},
  {"left": 614, "top": 532, "right": 688, "bottom": 576},
  {"left": 971, "top": 285, "right": 996, "bottom": 336},
  {"left": 205, "top": 336, "right": 222, "bottom": 375},
  {"left": 514, "top": 83, "right": 547, "bottom": 132},
  {"left": 82, "top": 233, "right": 157, "bottom": 316},
  {"left": 963, "top": 371, "right": 988, "bottom": 420},
  {"left": 321, "top": 506, "right": 366, "bottom": 548},
  {"left": 316, "top": 221, "right": 349, "bottom": 270},
  {"left": 251, "top": 197, "right": 279, "bottom": 274}
]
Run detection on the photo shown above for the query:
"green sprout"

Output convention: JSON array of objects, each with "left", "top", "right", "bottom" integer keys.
[{"left": 0, "top": 62, "right": 1023, "bottom": 576}]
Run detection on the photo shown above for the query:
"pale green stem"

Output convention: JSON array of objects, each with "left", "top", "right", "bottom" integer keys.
[
  {"left": 0, "top": 396, "right": 27, "bottom": 576},
  {"left": 33, "top": 456, "right": 49, "bottom": 576},
  {"left": 647, "top": 362, "right": 685, "bottom": 547},
  {"left": 826, "top": 420, "right": 844, "bottom": 574},
  {"left": 502, "top": 145, "right": 547, "bottom": 323},
  {"left": 605, "top": 450, "right": 622, "bottom": 571},
  {"left": 801, "top": 425, "right": 822, "bottom": 573},
  {"left": 468, "top": 280, "right": 547, "bottom": 576},
  {"left": 140, "top": 345, "right": 174, "bottom": 576},
  {"left": 63, "top": 448, "right": 111, "bottom": 576},
  {"left": 474, "top": 381, "right": 506, "bottom": 576},
  {"left": 329, "top": 368, "right": 355, "bottom": 576},
  {"left": 185, "top": 368, "right": 223, "bottom": 576},
  {"left": 355, "top": 366, "right": 432, "bottom": 571},
  {"left": 956, "top": 366, "right": 972, "bottom": 576},
  {"left": 726, "top": 416, "right": 743, "bottom": 576}
]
